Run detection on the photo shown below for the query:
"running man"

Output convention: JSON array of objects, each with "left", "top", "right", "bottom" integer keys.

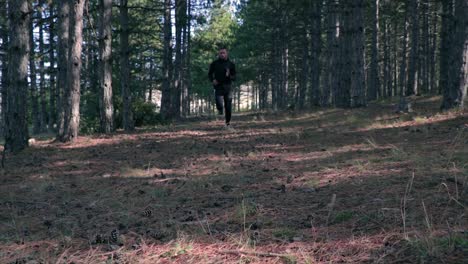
[{"left": 208, "top": 46, "right": 236, "bottom": 129}]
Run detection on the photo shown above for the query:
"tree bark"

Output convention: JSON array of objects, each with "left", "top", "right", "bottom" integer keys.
[
  {"left": 0, "top": 3, "right": 8, "bottom": 136},
  {"left": 309, "top": 0, "right": 322, "bottom": 107},
  {"left": 98, "top": 0, "right": 114, "bottom": 133},
  {"left": 57, "top": 0, "right": 70, "bottom": 138},
  {"left": 30, "top": 16, "right": 41, "bottom": 135},
  {"left": 160, "top": 0, "right": 173, "bottom": 119},
  {"left": 5, "top": 0, "right": 30, "bottom": 153},
  {"left": 39, "top": 2, "right": 48, "bottom": 132},
  {"left": 348, "top": 0, "right": 366, "bottom": 107},
  {"left": 440, "top": 0, "right": 467, "bottom": 110},
  {"left": 406, "top": 0, "right": 419, "bottom": 96},
  {"left": 59, "top": 0, "right": 85, "bottom": 142},
  {"left": 368, "top": 0, "right": 380, "bottom": 101},
  {"left": 48, "top": 3, "right": 57, "bottom": 131},
  {"left": 172, "top": 0, "right": 185, "bottom": 118},
  {"left": 120, "top": 0, "right": 134, "bottom": 130}
]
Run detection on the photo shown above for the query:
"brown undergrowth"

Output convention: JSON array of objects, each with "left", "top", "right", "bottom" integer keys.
[{"left": 0, "top": 96, "right": 466, "bottom": 263}]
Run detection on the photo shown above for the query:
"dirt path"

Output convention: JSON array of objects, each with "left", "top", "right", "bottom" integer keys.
[{"left": 0, "top": 97, "right": 467, "bottom": 263}]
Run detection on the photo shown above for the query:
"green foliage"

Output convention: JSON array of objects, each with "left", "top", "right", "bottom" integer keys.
[
  {"left": 191, "top": 2, "right": 238, "bottom": 98},
  {"left": 114, "top": 97, "right": 165, "bottom": 129}
]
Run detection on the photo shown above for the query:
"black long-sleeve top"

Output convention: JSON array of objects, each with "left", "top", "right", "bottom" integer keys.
[{"left": 208, "top": 58, "right": 236, "bottom": 88}]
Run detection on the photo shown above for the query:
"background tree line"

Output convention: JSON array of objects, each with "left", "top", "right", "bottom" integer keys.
[{"left": 0, "top": 0, "right": 466, "bottom": 153}]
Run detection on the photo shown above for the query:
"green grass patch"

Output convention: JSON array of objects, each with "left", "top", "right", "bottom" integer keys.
[{"left": 332, "top": 211, "right": 354, "bottom": 224}]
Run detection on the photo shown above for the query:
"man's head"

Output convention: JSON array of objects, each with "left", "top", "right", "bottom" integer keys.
[{"left": 218, "top": 47, "right": 228, "bottom": 60}]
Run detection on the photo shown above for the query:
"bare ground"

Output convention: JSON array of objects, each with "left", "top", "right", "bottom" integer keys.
[{"left": 0, "top": 96, "right": 467, "bottom": 263}]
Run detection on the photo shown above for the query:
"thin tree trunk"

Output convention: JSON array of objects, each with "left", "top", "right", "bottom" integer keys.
[
  {"left": 30, "top": 15, "right": 41, "bottom": 135},
  {"left": 160, "top": 0, "right": 173, "bottom": 119},
  {"left": 98, "top": 0, "right": 114, "bottom": 133},
  {"left": 60, "top": 0, "right": 85, "bottom": 142},
  {"left": 48, "top": 4, "right": 57, "bottom": 131},
  {"left": 398, "top": 10, "right": 409, "bottom": 96},
  {"left": 310, "top": 0, "right": 322, "bottom": 106},
  {"left": 57, "top": 0, "right": 69, "bottom": 138},
  {"left": 368, "top": 0, "right": 380, "bottom": 101},
  {"left": 406, "top": 0, "right": 419, "bottom": 96},
  {"left": 5, "top": 0, "right": 30, "bottom": 152},
  {"left": 326, "top": 0, "right": 339, "bottom": 106},
  {"left": 420, "top": 0, "right": 429, "bottom": 94},
  {"left": 0, "top": 4, "right": 8, "bottom": 136},
  {"left": 172, "top": 0, "right": 185, "bottom": 118},
  {"left": 120, "top": 0, "right": 134, "bottom": 130},
  {"left": 429, "top": 2, "right": 438, "bottom": 94},
  {"left": 39, "top": 2, "right": 48, "bottom": 132}
]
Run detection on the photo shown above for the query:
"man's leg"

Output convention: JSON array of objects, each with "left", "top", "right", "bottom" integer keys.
[
  {"left": 224, "top": 88, "right": 232, "bottom": 125},
  {"left": 214, "top": 89, "right": 224, "bottom": 115}
]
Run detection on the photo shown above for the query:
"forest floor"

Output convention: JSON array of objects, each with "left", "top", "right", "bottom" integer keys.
[{"left": 0, "top": 96, "right": 467, "bottom": 264}]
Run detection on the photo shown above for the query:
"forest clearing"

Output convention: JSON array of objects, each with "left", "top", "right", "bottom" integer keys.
[
  {"left": 0, "top": 96, "right": 466, "bottom": 263},
  {"left": 1, "top": 0, "right": 467, "bottom": 262}
]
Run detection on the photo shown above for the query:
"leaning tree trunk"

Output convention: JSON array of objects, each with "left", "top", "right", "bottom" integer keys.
[
  {"left": 60, "top": 0, "right": 85, "bottom": 142},
  {"left": 4, "top": 0, "right": 30, "bottom": 153},
  {"left": 57, "top": 0, "right": 70, "bottom": 138},
  {"left": 120, "top": 0, "right": 134, "bottom": 131},
  {"left": 440, "top": 0, "right": 467, "bottom": 110},
  {"left": 98, "top": 0, "right": 114, "bottom": 133}
]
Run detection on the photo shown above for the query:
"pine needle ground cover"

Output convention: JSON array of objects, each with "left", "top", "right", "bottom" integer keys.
[{"left": 0, "top": 96, "right": 466, "bottom": 263}]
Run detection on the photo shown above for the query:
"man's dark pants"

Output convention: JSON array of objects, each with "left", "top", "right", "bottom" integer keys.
[{"left": 214, "top": 84, "right": 232, "bottom": 125}]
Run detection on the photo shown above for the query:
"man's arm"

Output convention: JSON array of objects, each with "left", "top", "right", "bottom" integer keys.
[
  {"left": 230, "top": 62, "right": 236, "bottom": 81},
  {"left": 208, "top": 62, "right": 214, "bottom": 82}
]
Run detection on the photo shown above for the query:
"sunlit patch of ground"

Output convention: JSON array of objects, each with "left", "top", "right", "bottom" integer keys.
[{"left": 0, "top": 96, "right": 466, "bottom": 263}]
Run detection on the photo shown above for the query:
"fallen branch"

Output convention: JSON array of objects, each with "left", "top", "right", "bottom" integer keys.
[{"left": 219, "top": 250, "right": 291, "bottom": 258}]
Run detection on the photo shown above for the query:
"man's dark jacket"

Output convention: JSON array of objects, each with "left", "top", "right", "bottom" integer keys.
[{"left": 208, "top": 58, "right": 236, "bottom": 90}]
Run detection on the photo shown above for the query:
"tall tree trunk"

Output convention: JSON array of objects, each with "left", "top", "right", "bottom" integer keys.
[
  {"left": 335, "top": 0, "right": 352, "bottom": 107},
  {"left": 420, "top": 0, "right": 429, "bottom": 94},
  {"left": 326, "top": 0, "right": 339, "bottom": 106},
  {"left": 30, "top": 15, "right": 41, "bottom": 135},
  {"left": 398, "top": 10, "right": 409, "bottom": 96},
  {"left": 382, "top": 21, "right": 391, "bottom": 98},
  {"left": 39, "top": 2, "right": 48, "bottom": 132},
  {"left": 368, "top": 0, "right": 380, "bottom": 101},
  {"left": 309, "top": 0, "right": 322, "bottom": 107},
  {"left": 57, "top": 0, "right": 69, "bottom": 138},
  {"left": 5, "top": 0, "right": 30, "bottom": 153},
  {"left": 406, "top": 0, "right": 419, "bottom": 96},
  {"left": 429, "top": 2, "right": 438, "bottom": 93},
  {"left": 98, "top": 0, "right": 114, "bottom": 133},
  {"left": 330, "top": 0, "right": 347, "bottom": 107},
  {"left": 172, "top": 0, "right": 185, "bottom": 118},
  {"left": 298, "top": 23, "right": 308, "bottom": 110},
  {"left": 183, "top": 0, "right": 192, "bottom": 116},
  {"left": 440, "top": 0, "right": 467, "bottom": 110},
  {"left": 120, "top": 0, "right": 134, "bottom": 130},
  {"left": 160, "top": 0, "right": 173, "bottom": 119},
  {"left": 48, "top": 3, "right": 57, "bottom": 131},
  {"left": 348, "top": 0, "right": 366, "bottom": 107},
  {"left": 60, "top": 0, "right": 85, "bottom": 142},
  {"left": 0, "top": 4, "right": 8, "bottom": 136}
]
